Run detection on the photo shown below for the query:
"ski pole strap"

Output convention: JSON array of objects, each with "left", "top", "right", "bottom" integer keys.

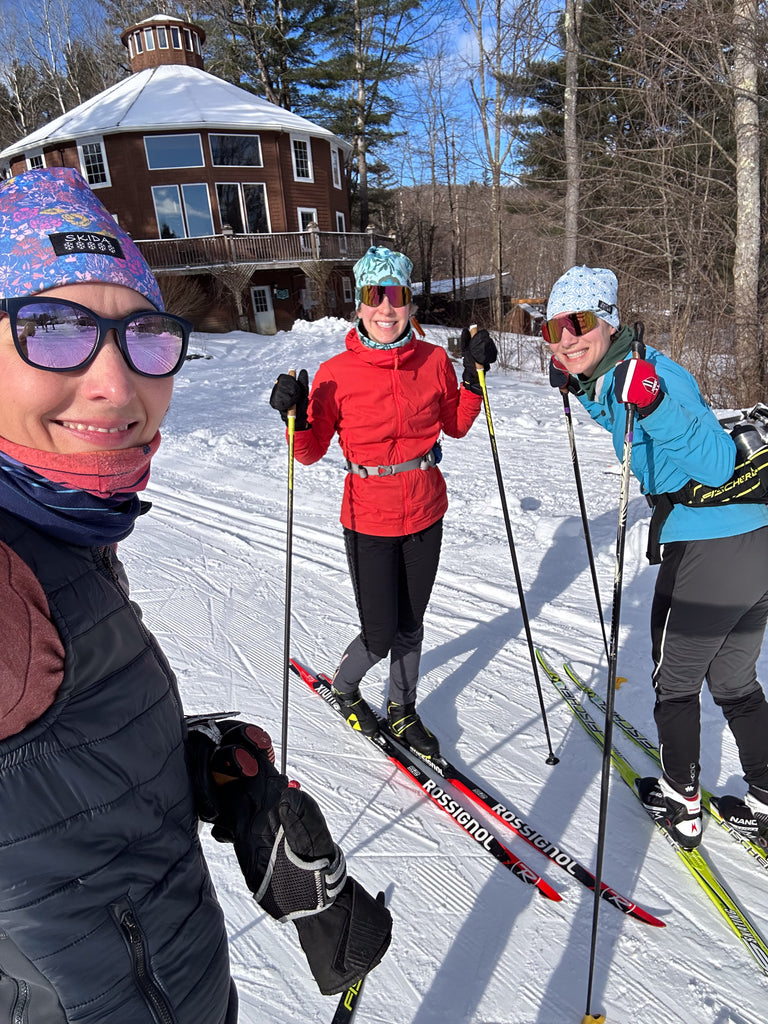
[{"left": 345, "top": 448, "right": 439, "bottom": 479}]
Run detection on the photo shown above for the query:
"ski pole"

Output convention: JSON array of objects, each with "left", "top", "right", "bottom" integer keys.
[
  {"left": 280, "top": 369, "right": 297, "bottom": 775},
  {"left": 558, "top": 386, "right": 609, "bottom": 660},
  {"left": 472, "top": 328, "right": 559, "bottom": 765},
  {"left": 582, "top": 326, "right": 644, "bottom": 1024}
]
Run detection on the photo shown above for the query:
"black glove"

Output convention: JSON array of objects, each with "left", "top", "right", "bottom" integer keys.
[
  {"left": 548, "top": 356, "right": 584, "bottom": 396},
  {"left": 269, "top": 369, "right": 309, "bottom": 430},
  {"left": 460, "top": 328, "right": 497, "bottom": 395},
  {"left": 186, "top": 717, "right": 277, "bottom": 824},
  {"left": 294, "top": 877, "right": 392, "bottom": 995},
  {"left": 549, "top": 355, "right": 569, "bottom": 390},
  {"left": 185, "top": 718, "right": 392, "bottom": 995},
  {"left": 460, "top": 327, "right": 497, "bottom": 370}
]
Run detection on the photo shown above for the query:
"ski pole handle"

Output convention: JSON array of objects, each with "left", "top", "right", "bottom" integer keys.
[{"left": 631, "top": 322, "right": 645, "bottom": 360}]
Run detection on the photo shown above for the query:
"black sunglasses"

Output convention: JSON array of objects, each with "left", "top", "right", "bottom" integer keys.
[{"left": 0, "top": 296, "right": 192, "bottom": 378}]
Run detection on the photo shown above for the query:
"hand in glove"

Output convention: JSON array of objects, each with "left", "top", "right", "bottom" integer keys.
[
  {"left": 460, "top": 328, "right": 497, "bottom": 395},
  {"left": 460, "top": 327, "right": 498, "bottom": 370},
  {"left": 186, "top": 717, "right": 276, "bottom": 824},
  {"left": 549, "top": 356, "right": 569, "bottom": 390},
  {"left": 269, "top": 369, "right": 309, "bottom": 430},
  {"left": 185, "top": 717, "right": 392, "bottom": 995},
  {"left": 613, "top": 357, "right": 664, "bottom": 417},
  {"left": 548, "top": 356, "right": 585, "bottom": 397}
]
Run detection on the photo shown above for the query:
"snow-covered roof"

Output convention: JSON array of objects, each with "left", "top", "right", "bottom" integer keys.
[
  {"left": 134, "top": 14, "right": 187, "bottom": 25},
  {"left": 0, "top": 64, "right": 351, "bottom": 161}
]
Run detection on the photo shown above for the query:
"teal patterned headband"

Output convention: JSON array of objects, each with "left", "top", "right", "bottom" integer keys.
[{"left": 353, "top": 246, "right": 413, "bottom": 305}]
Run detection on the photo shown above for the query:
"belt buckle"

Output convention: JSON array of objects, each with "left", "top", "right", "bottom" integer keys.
[{"left": 377, "top": 465, "right": 394, "bottom": 476}]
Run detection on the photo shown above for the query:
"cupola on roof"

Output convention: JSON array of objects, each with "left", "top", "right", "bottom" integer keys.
[
  {"left": 121, "top": 14, "right": 206, "bottom": 73},
  {"left": 0, "top": 16, "right": 350, "bottom": 164}
]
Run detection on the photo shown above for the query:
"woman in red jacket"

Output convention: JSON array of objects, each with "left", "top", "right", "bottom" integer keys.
[{"left": 270, "top": 246, "right": 496, "bottom": 756}]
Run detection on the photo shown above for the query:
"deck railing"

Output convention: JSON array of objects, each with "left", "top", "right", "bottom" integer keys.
[{"left": 135, "top": 230, "right": 391, "bottom": 273}]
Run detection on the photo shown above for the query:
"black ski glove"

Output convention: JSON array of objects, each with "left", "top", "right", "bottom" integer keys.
[
  {"left": 460, "top": 328, "right": 497, "bottom": 394},
  {"left": 460, "top": 327, "right": 498, "bottom": 370},
  {"left": 269, "top": 369, "right": 309, "bottom": 430},
  {"left": 548, "top": 356, "right": 584, "bottom": 396},
  {"left": 185, "top": 717, "right": 392, "bottom": 995}
]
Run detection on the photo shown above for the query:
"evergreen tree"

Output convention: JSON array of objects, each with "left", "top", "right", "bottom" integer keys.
[
  {"left": 300, "top": 0, "right": 432, "bottom": 231},
  {"left": 196, "top": 0, "right": 332, "bottom": 110}
]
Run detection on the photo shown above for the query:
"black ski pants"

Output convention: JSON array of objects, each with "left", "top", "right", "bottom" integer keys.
[
  {"left": 333, "top": 518, "right": 443, "bottom": 706},
  {"left": 651, "top": 527, "right": 768, "bottom": 795}
]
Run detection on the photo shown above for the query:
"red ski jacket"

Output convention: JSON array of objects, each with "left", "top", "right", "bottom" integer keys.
[{"left": 293, "top": 327, "right": 482, "bottom": 536}]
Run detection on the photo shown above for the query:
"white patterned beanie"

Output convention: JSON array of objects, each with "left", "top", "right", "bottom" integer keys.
[{"left": 546, "top": 265, "right": 619, "bottom": 330}]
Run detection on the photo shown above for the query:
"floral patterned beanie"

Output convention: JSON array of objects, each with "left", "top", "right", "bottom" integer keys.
[{"left": 0, "top": 166, "right": 162, "bottom": 307}]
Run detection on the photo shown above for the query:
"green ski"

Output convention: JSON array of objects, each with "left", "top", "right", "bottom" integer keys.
[{"left": 536, "top": 649, "right": 768, "bottom": 977}]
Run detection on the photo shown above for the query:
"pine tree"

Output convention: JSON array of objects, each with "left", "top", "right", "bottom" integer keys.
[{"left": 300, "top": 0, "right": 431, "bottom": 231}]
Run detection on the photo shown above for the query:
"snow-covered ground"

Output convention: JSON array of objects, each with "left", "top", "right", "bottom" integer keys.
[{"left": 120, "top": 317, "right": 768, "bottom": 1024}]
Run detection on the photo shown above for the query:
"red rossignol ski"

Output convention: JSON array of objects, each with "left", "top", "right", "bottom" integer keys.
[{"left": 290, "top": 658, "right": 561, "bottom": 902}]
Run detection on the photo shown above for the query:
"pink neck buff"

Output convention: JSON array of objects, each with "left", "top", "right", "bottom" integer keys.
[{"left": 0, "top": 432, "right": 161, "bottom": 498}]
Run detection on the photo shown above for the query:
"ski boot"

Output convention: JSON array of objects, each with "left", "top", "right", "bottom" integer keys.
[
  {"left": 332, "top": 686, "right": 379, "bottom": 737},
  {"left": 386, "top": 701, "right": 440, "bottom": 758},
  {"left": 636, "top": 776, "right": 702, "bottom": 850},
  {"left": 714, "top": 788, "right": 768, "bottom": 849}
]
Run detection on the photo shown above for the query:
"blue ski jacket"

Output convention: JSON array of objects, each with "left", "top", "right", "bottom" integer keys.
[{"left": 577, "top": 344, "right": 768, "bottom": 544}]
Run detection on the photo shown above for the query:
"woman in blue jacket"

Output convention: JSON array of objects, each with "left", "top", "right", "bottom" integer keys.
[{"left": 544, "top": 265, "right": 768, "bottom": 851}]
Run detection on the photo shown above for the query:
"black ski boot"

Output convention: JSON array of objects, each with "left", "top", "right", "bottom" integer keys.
[
  {"left": 714, "top": 790, "right": 768, "bottom": 849},
  {"left": 636, "top": 776, "right": 702, "bottom": 850},
  {"left": 387, "top": 701, "right": 440, "bottom": 758},
  {"left": 332, "top": 686, "right": 379, "bottom": 737}
]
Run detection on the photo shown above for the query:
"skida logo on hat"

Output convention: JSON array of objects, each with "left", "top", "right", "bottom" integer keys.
[
  {"left": 49, "top": 232, "right": 125, "bottom": 258},
  {"left": 353, "top": 245, "right": 413, "bottom": 305},
  {"left": 546, "top": 265, "right": 619, "bottom": 331},
  {"left": 0, "top": 167, "right": 162, "bottom": 309}
]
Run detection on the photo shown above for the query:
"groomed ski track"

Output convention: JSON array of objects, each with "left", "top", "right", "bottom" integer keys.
[{"left": 117, "top": 327, "right": 768, "bottom": 1023}]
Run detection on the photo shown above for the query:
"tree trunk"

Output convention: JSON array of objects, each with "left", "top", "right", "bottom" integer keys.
[
  {"left": 732, "top": 0, "right": 761, "bottom": 404},
  {"left": 562, "top": 0, "right": 583, "bottom": 270}
]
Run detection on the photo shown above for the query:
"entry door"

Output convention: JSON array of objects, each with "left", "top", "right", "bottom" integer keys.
[{"left": 250, "top": 286, "right": 276, "bottom": 335}]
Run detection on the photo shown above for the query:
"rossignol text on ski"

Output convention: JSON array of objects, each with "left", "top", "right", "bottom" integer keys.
[{"left": 291, "top": 657, "right": 663, "bottom": 924}]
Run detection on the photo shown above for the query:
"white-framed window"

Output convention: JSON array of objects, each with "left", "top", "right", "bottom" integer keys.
[
  {"left": 298, "top": 207, "right": 317, "bottom": 230},
  {"left": 157, "top": 26, "right": 168, "bottom": 48},
  {"left": 144, "top": 27, "right": 155, "bottom": 50},
  {"left": 298, "top": 207, "right": 318, "bottom": 251},
  {"left": 193, "top": 33, "right": 201, "bottom": 55},
  {"left": 331, "top": 147, "right": 342, "bottom": 189},
  {"left": 134, "top": 30, "right": 143, "bottom": 54},
  {"left": 183, "top": 28, "right": 193, "bottom": 50},
  {"left": 152, "top": 183, "right": 214, "bottom": 238},
  {"left": 26, "top": 151, "right": 45, "bottom": 170},
  {"left": 171, "top": 26, "right": 181, "bottom": 48},
  {"left": 335, "top": 211, "right": 347, "bottom": 253},
  {"left": 342, "top": 276, "right": 353, "bottom": 303},
  {"left": 77, "top": 138, "right": 111, "bottom": 188},
  {"left": 216, "top": 182, "right": 270, "bottom": 234},
  {"left": 127, "top": 35, "right": 134, "bottom": 58},
  {"left": 291, "top": 136, "right": 313, "bottom": 182},
  {"left": 144, "top": 133, "right": 204, "bottom": 170}
]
